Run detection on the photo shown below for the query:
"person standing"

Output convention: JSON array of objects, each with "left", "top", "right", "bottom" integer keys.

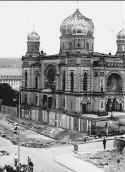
[{"left": 103, "top": 137, "right": 107, "bottom": 150}]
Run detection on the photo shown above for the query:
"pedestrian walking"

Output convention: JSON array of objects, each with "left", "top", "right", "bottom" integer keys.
[{"left": 103, "top": 137, "right": 107, "bottom": 150}]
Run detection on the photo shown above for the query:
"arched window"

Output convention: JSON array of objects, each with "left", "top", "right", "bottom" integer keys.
[
  {"left": 45, "top": 65, "right": 56, "bottom": 90},
  {"left": 77, "top": 39, "right": 80, "bottom": 48},
  {"left": 48, "top": 97, "right": 53, "bottom": 109},
  {"left": 70, "top": 72, "right": 74, "bottom": 92},
  {"left": 35, "top": 95, "right": 38, "bottom": 105},
  {"left": 35, "top": 75, "right": 38, "bottom": 89},
  {"left": 62, "top": 71, "right": 65, "bottom": 91},
  {"left": 24, "top": 71, "right": 27, "bottom": 87},
  {"left": 82, "top": 104, "right": 87, "bottom": 113},
  {"left": 101, "top": 79, "right": 103, "bottom": 92},
  {"left": 83, "top": 72, "right": 88, "bottom": 91},
  {"left": 92, "top": 43, "right": 93, "bottom": 50},
  {"left": 43, "top": 95, "right": 47, "bottom": 108}
]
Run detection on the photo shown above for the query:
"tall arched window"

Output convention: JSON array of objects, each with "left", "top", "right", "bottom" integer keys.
[
  {"left": 70, "top": 72, "right": 74, "bottom": 92},
  {"left": 92, "top": 43, "right": 93, "bottom": 50},
  {"left": 83, "top": 72, "right": 88, "bottom": 91},
  {"left": 24, "top": 71, "right": 27, "bottom": 87},
  {"left": 48, "top": 97, "right": 53, "bottom": 109},
  {"left": 35, "top": 75, "right": 38, "bottom": 89},
  {"left": 35, "top": 95, "right": 38, "bottom": 105},
  {"left": 77, "top": 39, "right": 81, "bottom": 48},
  {"left": 62, "top": 71, "right": 65, "bottom": 91},
  {"left": 43, "top": 95, "right": 47, "bottom": 109},
  {"left": 45, "top": 65, "right": 56, "bottom": 90}
]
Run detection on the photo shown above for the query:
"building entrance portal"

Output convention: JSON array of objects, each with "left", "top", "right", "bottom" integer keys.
[{"left": 106, "top": 98, "right": 122, "bottom": 112}]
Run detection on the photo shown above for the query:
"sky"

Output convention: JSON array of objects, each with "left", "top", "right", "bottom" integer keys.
[{"left": 0, "top": 1, "right": 125, "bottom": 58}]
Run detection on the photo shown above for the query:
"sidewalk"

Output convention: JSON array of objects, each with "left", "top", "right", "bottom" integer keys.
[
  {"left": 3, "top": 112, "right": 123, "bottom": 149},
  {"left": 55, "top": 140, "right": 114, "bottom": 172},
  {"left": 6, "top": 113, "right": 117, "bottom": 143},
  {"left": 55, "top": 153, "right": 103, "bottom": 172}
]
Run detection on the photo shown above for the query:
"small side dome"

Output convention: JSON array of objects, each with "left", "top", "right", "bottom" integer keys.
[
  {"left": 117, "top": 28, "right": 125, "bottom": 38},
  {"left": 27, "top": 31, "right": 40, "bottom": 42}
]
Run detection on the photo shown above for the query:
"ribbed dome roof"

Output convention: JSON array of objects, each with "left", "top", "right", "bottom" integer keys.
[
  {"left": 27, "top": 31, "right": 40, "bottom": 42},
  {"left": 60, "top": 9, "right": 94, "bottom": 36},
  {"left": 117, "top": 28, "right": 125, "bottom": 38}
]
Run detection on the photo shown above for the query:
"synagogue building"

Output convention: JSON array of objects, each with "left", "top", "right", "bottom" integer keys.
[{"left": 21, "top": 9, "right": 125, "bottom": 134}]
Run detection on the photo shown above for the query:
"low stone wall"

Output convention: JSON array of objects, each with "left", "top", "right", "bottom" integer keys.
[{"left": 1, "top": 105, "right": 17, "bottom": 117}]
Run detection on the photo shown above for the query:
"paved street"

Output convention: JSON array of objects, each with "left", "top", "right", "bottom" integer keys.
[
  {"left": 0, "top": 134, "right": 114, "bottom": 172},
  {"left": 0, "top": 113, "right": 115, "bottom": 172},
  {"left": 55, "top": 140, "right": 114, "bottom": 172},
  {"left": 0, "top": 136, "right": 71, "bottom": 172}
]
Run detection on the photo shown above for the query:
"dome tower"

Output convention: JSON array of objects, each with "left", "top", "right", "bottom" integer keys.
[
  {"left": 60, "top": 9, "right": 94, "bottom": 54},
  {"left": 26, "top": 30, "right": 40, "bottom": 57},
  {"left": 116, "top": 28, "right": 125, "bottom": 56}
]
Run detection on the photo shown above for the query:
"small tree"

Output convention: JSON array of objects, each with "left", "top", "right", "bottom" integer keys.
[{"left": 0, "top": 83, "right": 19, "bottom": 106}]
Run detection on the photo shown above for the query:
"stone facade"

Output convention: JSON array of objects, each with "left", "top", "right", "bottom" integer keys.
[{"left": 21, "top": 9, "right": 125, "bottom": 134}]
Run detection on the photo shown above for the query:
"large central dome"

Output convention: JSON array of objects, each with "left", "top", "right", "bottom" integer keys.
[{"left": 60, "top": 9, "right": 94, "bottom": 36}]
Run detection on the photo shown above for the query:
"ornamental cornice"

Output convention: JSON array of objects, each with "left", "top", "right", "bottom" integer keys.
[{"left": 22, "top": 56, "right": 41, "bottom": 61}]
